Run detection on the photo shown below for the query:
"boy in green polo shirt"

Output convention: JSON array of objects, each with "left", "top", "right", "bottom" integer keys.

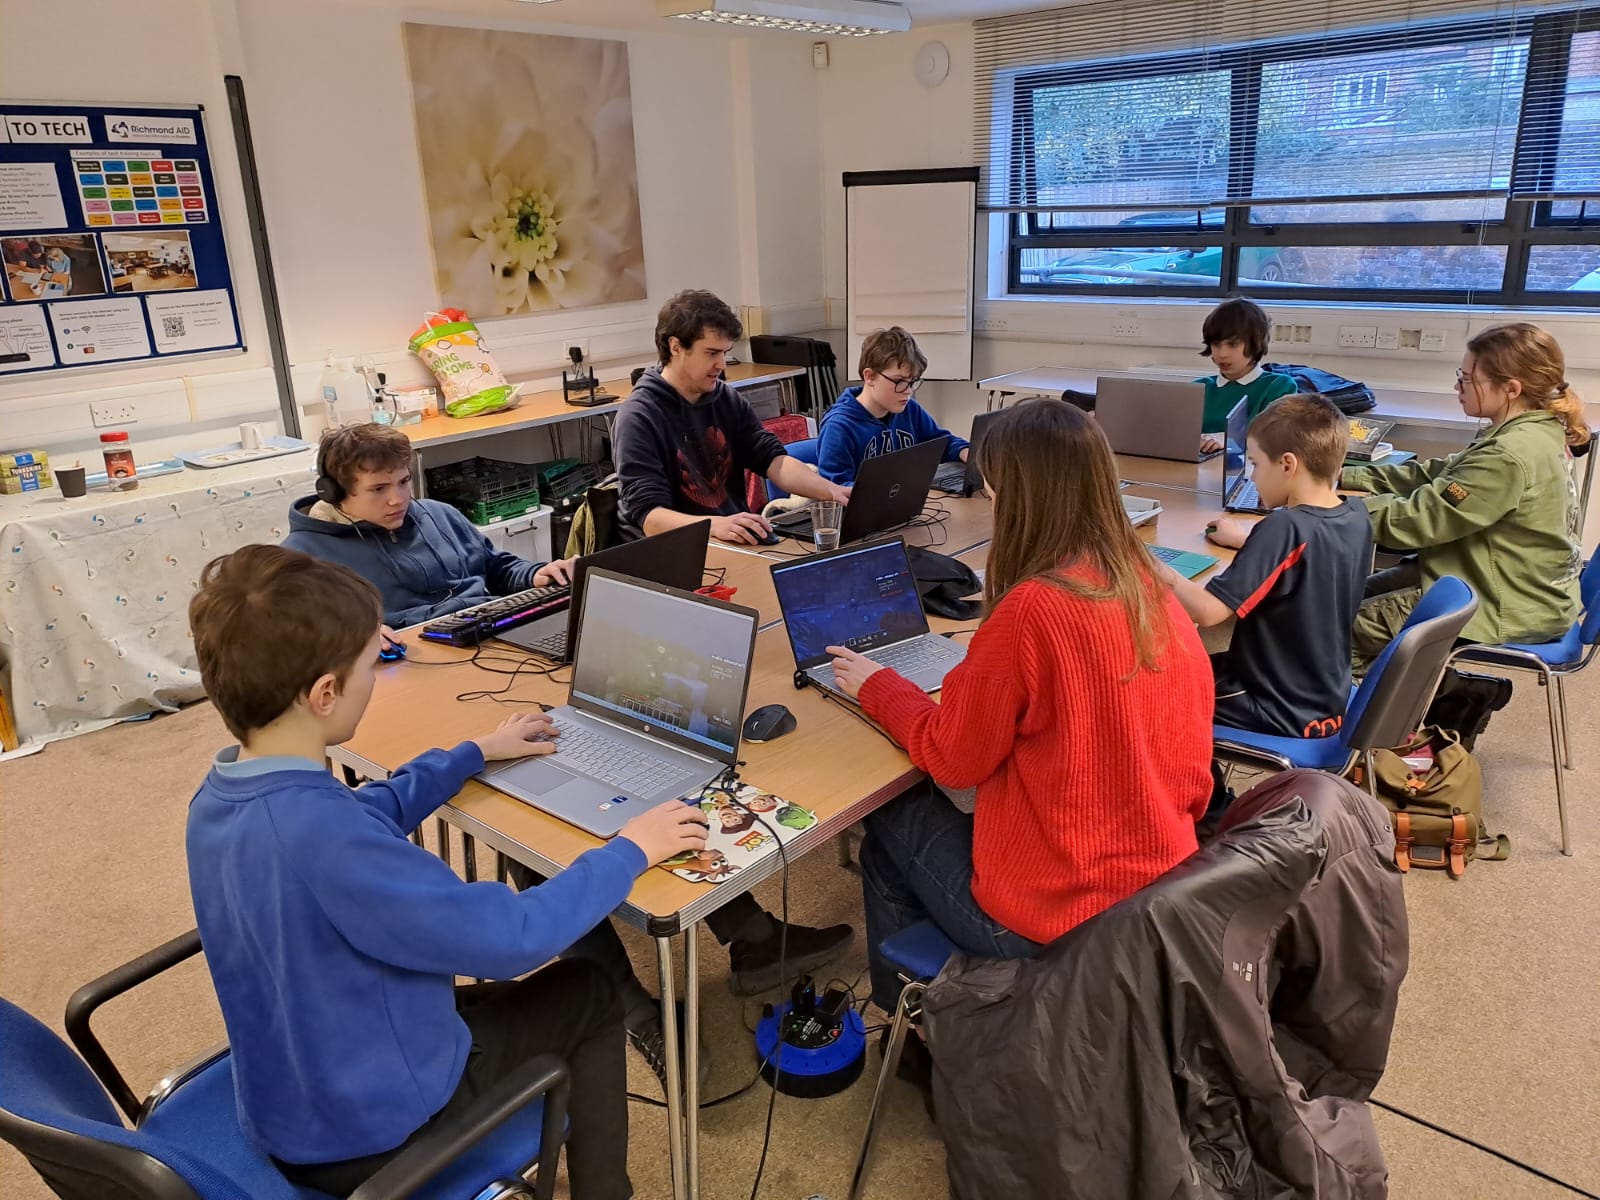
[{"left": 1197, "top": 298, "right": 1297, "bottom": 450}]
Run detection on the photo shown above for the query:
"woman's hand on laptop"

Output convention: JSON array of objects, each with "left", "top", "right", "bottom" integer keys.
[
  {"left": 710, "top": 512, "right": 772, "bottom": 545},
  {"left": 473, "top": 713, "right": 560, "bottom": 762},
  {"left": 534, "top": 557, "right": 576, "bottom": 586},
  {"left": 827, "top": 645, "right": 885, "bottom": 698},
  {"left": 619, "top": 801, "right": 711, "bottom": 867}
]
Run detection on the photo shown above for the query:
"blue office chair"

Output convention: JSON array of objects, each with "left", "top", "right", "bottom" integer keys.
[
  {"left": 1445, "top": 552, "right": 1600, "bottom": 856},
  {"left": 1213, "top": 577, "right": 1478, "bottom": 799},
  {"left": 0, "top": 930, "right": 568, "bottom": 1200},
  {"left": 765, "top": 437, "right": 819, "bottom": 502},
  {"left": 848, "top": 921, "right": 958, "bottom": 1200}
]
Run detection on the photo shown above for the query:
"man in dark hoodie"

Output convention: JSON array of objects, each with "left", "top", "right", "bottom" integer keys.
[
  {"left": 282, "top": 421, "right": 853, "bottom": 1076},
  {"left": 282, "top": 423, "right": 575, "bottom": 630},
  {"left": 613, "top": 289, "right": 851, "bottom": 545}
]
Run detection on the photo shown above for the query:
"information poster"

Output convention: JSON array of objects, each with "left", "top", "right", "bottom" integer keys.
[{"left": 0, "top": 103, "right": 243, "bottom": 376}]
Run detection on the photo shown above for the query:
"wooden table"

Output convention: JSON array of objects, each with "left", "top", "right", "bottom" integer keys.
[
  {"left": 402, "top": 361, "right": 806, "bottom": 454},
  {"left": 329, "top": 479, "right": 1235, "bottom": 1200}
]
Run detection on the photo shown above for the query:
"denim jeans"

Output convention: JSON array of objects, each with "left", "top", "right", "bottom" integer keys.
[{"left": 860, "top": 781, "right": 1040, "bottom": 1012}]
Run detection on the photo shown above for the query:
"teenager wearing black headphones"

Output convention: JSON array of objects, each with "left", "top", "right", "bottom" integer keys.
[
  {"left": 282, "top": 424, "right": 576, "bottom": 633},
  {"left": 281, "top": 422, "right": 853, "bottom": 1086}
]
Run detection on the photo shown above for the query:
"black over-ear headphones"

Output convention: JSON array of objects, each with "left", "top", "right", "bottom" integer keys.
[{"left": 314, "top": 429, "right": 348, "bottom": 505}]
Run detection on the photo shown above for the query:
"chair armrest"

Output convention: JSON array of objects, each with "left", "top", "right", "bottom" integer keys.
[
  {"left": 64, "top": 929, "right": 204, "bottom": 1122},
  {"left": 348, "top": 1054, "right": 570, "bottom": 1200}
]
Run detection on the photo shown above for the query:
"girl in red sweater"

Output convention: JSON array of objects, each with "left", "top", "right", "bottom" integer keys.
[{"left": 827, "top": 399, "right": 1214, "bottom": 1016}]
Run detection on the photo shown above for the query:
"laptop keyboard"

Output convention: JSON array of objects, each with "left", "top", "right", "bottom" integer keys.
[
  {"left": 550, "top": 718, "right": 696, "bottom": 796},
  {"left": 932, "top": 463, "right": 967, "bottom": 492},
  {"left": 526, "top": 629, "right": 568, "bottom": 658},
  {"left": 870, "top": 638, "right": 961, "bottom": 675},
  {"left": 1150, "top": 545, "right": 1186, "bottom": 564},
  {"left": 1231, "top": 479, "right": 1265, "bottom": 511}
]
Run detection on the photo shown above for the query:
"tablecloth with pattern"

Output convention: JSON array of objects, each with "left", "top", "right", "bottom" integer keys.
[{"left": 0, "top": 451, "right": 317, "bottom": 748}]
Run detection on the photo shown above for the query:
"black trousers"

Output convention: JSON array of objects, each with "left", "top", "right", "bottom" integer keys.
[{"left": 275, "top": 959, "right": 632, "bottom": 1199}]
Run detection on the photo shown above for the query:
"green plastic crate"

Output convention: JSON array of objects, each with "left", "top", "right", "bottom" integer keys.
[{"left": 424, "top": 457, "right": 542, "bottom": 525}]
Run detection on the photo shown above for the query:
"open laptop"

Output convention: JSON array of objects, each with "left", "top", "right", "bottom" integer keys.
[
  {"left": 932, "top": 410, "right": 1007, "bottom": 496},
  {"left": 770, "top": 537, "right": 967, "bottom": 698},
  {"left": 773, "top": 436, "right": 949, "bottom": 544},
  {"left": 478, "top": 569, "right": 758, "bottom": 838},
  {"left": 1147, "top": 544, "right": 1219, "bottom": 579},
  {"left": 1221, "top": 396, "right": 1272, "bottom": 514},
  {"left": 495, "top": 521, "right": 712, "bottom": 663},
  {"left": 1095, "top": 377, "right": 1221, "bottom": 463}
]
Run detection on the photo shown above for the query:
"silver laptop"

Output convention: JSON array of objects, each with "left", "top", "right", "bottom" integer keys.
[
  {"left": 478, "top": 568, "right": 759, "bottom": 838},
  {"left": 1221, "top": 395, "right": 1271, "bottom": 514},
  {"left": 1095, "top": 377, "right": 1220, "bottom": 463},
  {"left": 769, "top": 538, "right": 967, "bottom": 699}
]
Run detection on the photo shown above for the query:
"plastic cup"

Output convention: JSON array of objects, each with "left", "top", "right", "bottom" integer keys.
[
  {"left": 811, "top": 500, "right": 843, "bottom": 552},
  {"left": 57, "top": 466, "right": 87, "bottom": 498}
]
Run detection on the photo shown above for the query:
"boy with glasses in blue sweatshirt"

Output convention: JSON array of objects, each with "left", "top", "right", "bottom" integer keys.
[
  {"left": 815, "top": 326, "right": 969, "bottom": 485},
  {"left": 184, "top": 544, "right": 709, "bottom": 1198}
]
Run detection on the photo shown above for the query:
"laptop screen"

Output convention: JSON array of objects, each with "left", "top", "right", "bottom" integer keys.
[
  {"left": 1224, "top": 396, "right": 1251, "bottom": 495},
  {"left": 569, "top": 572, "right": 754, "bottom": 761},
  {"left": 771, "top": 539, "right": 930, "bottom": 671}
]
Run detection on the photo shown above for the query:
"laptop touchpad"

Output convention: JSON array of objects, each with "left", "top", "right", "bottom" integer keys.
[{"left": 493, "top": 756, "right": 587, "bottom": 799}]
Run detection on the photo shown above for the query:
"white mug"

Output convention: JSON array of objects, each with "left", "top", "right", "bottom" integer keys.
[{"left": 240, "top": 420, "right": 276, "bottom": 450}]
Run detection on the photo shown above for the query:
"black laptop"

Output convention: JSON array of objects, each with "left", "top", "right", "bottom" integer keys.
[
  {"left": 1220, "top": 396, "right": 1272, "bottom": 515},
  {"left": 496, "top": 521, "right": 712, "bottom": 661},
  {"left": 774, "top": 436, "right": 949, "bottom": 545},
  {"left": 932, "top": 410, "right": 1007, "bottom": 497}
]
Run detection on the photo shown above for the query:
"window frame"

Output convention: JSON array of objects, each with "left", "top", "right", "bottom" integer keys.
[{"left": 1005, "top": 7, "right": 1600, "bottom": 307}]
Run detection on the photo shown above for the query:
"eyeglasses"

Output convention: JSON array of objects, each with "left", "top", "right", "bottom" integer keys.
[
  {"left": 880, "top": 373, "right": 923, "bottom": 394},
  {"left": 1454, "top": 369, "right": 1478, "bottom": 392}
]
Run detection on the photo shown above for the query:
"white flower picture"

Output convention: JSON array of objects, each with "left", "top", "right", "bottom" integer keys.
[{"left": 404, "top": 24, "right": 647, "bottom": 315}]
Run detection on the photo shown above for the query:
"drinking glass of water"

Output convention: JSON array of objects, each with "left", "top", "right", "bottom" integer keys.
[{"left": 811, "top": 500, "right": 843, "bottom": 552}]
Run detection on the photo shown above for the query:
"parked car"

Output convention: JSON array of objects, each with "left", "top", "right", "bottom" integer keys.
[{"left": 1020, "top": 210, "right": 1296, "bottom": 284}]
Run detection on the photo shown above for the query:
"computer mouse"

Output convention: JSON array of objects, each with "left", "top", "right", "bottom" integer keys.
[
  {"left": 754, "top": 527, "right": 783, "bottom": 546},
  {"left": 379, "top": 638, "right": 407, "bottom": 662},
  {"left": 742, "top": 703, "right": 797, "bottom": 743}
]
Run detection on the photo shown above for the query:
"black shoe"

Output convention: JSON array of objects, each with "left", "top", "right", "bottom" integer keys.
[
  {"left": 626, "top": 1000, "right": 712, "bottom": 1094},
  {"left": 878, "top": 1027, "right": 935, "bottom": 1119},
  {"left": 1426, "top": 670, "right": 1513, "bottom": 751},
  {"left": 728, "top": 921, "right": 855, "bottom": 997}
]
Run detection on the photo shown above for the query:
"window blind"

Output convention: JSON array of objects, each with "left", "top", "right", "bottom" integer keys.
[{"left": 974, "top": 0, "right": 1597, "bottom": 212}]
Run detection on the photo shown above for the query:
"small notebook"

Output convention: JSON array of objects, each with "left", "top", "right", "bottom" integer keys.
[{"left": 661, "top": 779, "right": 818, "bottom": 884}]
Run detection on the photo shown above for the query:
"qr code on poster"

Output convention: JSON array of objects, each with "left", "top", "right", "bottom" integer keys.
[{"left": 162, "top": 315, "right": 186, "bottom": 340}]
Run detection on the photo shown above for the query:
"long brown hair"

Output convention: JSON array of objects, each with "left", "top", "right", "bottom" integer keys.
[
  {"left": 977, "top": 399, "right": 1173, "bottom": 671},
  {"left": 1467, "top": 323, "right": 1590, "bottom": 447}
]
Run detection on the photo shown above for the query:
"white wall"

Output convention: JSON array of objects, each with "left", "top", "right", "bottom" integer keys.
[{"left": 0, "top": 0, "right": 829, "bottom": 462}]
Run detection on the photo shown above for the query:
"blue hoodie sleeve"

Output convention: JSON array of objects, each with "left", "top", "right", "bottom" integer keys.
[
  {"left": 815, "top": 407, "right": 869, "bottom": 484},
  {"left": 284, "top": 804, "right": 650, "bottom": 981},
  {"left": 906, "top": 400, "right": 968, "bottom": 462},
  {"left": 431, "top": 502, "right": 541, "bottom": 595},
  {"left": 354, "top": 743, "right": 485, "bottom": 835}
]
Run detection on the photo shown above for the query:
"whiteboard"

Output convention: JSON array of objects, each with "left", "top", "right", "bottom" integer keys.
[{"left": 844, "top": 168, "right": 977, "bottom": 382}]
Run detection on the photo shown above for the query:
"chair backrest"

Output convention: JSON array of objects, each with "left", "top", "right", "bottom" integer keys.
[
  {"left": 1579, "top": 553, "right": 1600, "bottom": 646},
  {"left": 1343, "top": 576, "right": 1478, "bottom": 753},
  {"left": 0, "top": 997, "right": 210, "bottom": 1200}
]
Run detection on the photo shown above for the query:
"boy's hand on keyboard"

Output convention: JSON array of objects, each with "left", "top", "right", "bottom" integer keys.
[
  {"left": 1200, "top": 433, "right": 1224, "bottom": 454},
  {"left": 1206, "top": 517, "right": 1253, "bottom": 549},
  {"left": 827, "top": 645, "right": 885, "bottom": 699},
  {"left": 533, "top": 557, "right": 576, "bottom": 586},
  {"left": 619, "top": 801, "right": 711, "bottom": 867},
  {"left": 473, "top": 713, "right": 560, "bottom": 762}
]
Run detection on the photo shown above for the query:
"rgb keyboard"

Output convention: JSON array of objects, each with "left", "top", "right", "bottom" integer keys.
[{"left": 420, "top": 583, "right": 571, "bottom": 647}]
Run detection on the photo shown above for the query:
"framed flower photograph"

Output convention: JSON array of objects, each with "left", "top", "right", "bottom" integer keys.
[{"left": 403, "top": 23, "right": 648, "bottom": 316}]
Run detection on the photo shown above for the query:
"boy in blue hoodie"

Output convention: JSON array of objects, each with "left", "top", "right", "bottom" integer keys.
[
  {"left": 185, "top": 544, "right": 710, "bottom": 1197},
  {"left": 815, "top": 327, "right": 968, "bottom": 485},
  {"left": 281, "top": 423, "right": 577, "bottom": 631}
]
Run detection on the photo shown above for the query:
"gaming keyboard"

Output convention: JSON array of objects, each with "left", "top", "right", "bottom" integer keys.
[{"left": 420, "top": 583, "right": 572, "bottom": 647}]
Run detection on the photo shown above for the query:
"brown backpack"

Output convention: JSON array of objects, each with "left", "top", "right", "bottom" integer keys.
[{"left": 1352, "top": 728, "right": 1510, "bottom": 878}]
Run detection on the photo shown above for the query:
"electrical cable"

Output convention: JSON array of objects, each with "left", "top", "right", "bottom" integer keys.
[{"left": 1368, "top": 1100, "right": 1599, "bottom": 1199}]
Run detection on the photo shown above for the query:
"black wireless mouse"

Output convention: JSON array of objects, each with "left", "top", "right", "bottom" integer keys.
[
  {"left": 754, "top": 527, "right": 783, "bottom": 546},
  {"left": 742, "top": 703, "right": 797, "bottom": 743}
]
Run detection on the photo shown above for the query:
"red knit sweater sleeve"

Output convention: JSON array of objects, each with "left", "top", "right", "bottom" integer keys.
[{"left": 856, "top": 588, "right": 1035, "bottom": 789}]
